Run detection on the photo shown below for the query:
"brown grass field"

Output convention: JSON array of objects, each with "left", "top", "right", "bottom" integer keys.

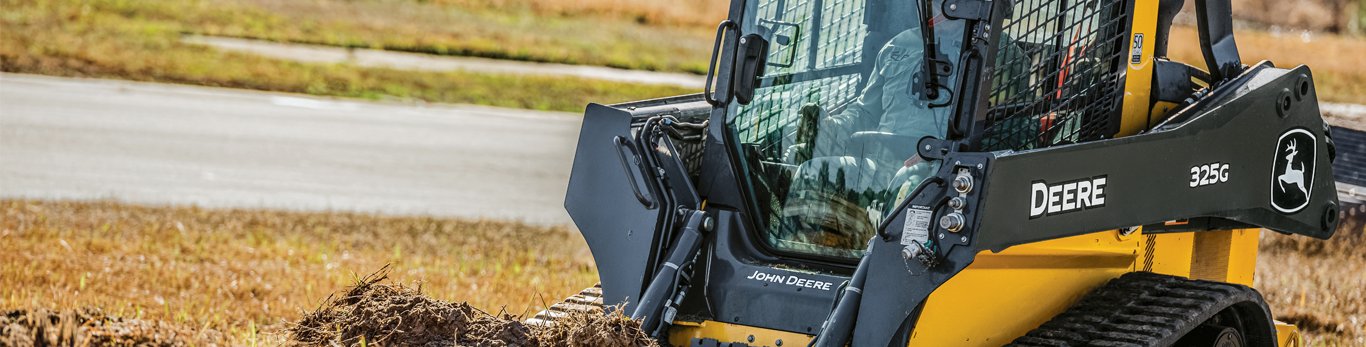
[
  {"left": 2, "top": 199, "right": 1364, "bottom": 346},
  {"left": 0, "top": 199, "right": 600, "bottom": 345},
  {"left": 0, "top": 0, "right": 700, "bottom": 112},
  {"left": 5, "top": 0, "right": 1366, "bottom": 110},
  {"left": 1258, "top": 211, "right": 1366, "bottom": 346},
  {"left": 1168, "top": 25, "right": 1366, "bottom": 105}
]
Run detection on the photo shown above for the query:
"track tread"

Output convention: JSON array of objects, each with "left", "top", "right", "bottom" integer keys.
[
  {"left": 525, "top": 283, "right": 605, "bottom": 326},
  {"left": 1005, "top": 272, "right": 1274, "bottom": 347}
]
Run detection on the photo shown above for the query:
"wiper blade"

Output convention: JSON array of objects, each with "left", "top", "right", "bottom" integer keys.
[{"left": 914, "top": 0, "right": 953, "bottom": 104}]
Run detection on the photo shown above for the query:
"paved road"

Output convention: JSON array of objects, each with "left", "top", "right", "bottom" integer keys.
[
  {"left": 6, "top": 73, "right": 1366, "bottom": 226},
  {"left": 0, "top": 73, "right": 582, "bottom": 225}
]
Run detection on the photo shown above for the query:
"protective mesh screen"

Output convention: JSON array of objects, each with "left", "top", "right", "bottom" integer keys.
[
  {"left": 980, "top": 0, "right": 1130, "bottom": 151},
  {"left": 756, "top": 0, "right": 868, "bottom": 74},
  {"left": 677, "top": 136, "right": 707, "bottom": 180}
]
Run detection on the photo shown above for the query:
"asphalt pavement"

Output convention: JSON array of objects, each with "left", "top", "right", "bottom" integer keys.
[
  {"left": 0, "top": 73, "right": 582, "bottom": 225},
  {"left": 6, "top": 73, "right": 1366, "bottom": 226}
]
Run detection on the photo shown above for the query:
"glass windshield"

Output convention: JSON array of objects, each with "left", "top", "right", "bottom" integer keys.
[{"left": 728, "top": 0, "right": 966, "bottom": 259}]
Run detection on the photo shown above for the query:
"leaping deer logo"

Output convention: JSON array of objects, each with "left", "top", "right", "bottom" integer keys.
[{"left": 1278, "top": 140, "right": 1307, "bottom": 196}]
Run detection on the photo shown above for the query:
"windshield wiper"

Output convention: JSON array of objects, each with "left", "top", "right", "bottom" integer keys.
[{"left": 914, "top": 0, "right": 953, "bottom": 106}]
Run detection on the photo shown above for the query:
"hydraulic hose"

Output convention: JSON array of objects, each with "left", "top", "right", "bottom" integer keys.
[
  {"left": 809, "top": 239, "right": 875, "bottom": 347},
  {"left": 631, "top": 210, "right": 708, "bottom": 336}
]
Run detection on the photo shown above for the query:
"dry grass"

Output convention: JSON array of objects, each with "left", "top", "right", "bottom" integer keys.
[
  {"left": 1256, "top": 212, "right": 1366, "bottom": 346},
  {"left": 0, "top": 199, "right": 599, "bottom": 345},
  {"left": 0, "top": 0, "right": 698, "bottom": 112},
  {"left": 204, "top": 0, "right": 719, "bottom": 73},
  {"left": 428, "top": 0, "right": 729, "bottom": 28},
  {"left": 1219, "top": 0, "right": 1364, "bottom": 34},
  {"left": 1168, "top": 25, "right": 1366, "bottom": 105}
]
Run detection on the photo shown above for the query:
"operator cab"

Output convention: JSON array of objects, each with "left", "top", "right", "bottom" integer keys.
[{"left": 728, "top": 0, "right": 1130, "bottom": 261}]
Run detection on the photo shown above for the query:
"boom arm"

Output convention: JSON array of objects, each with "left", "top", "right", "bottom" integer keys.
[{"left": 845, "top": 63, "right": 1338, "bottom": 347}]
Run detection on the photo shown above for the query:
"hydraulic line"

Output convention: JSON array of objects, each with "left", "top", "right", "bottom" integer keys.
[
  {"left": 631, "top": 210, "right": 709, "bottom": 338},
  {"left": 809, "top": 239, "right": 875, "bottom": 347}
]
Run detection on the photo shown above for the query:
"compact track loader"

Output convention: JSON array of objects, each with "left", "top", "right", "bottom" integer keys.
[{"left": 549, "top": 0, "right": 1342, "bottom": 345}]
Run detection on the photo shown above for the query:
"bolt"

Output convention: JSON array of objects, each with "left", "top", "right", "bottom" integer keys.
[
  {"left": 953, "top": 175, "right": 974, "bottom": 194},
  {"left": 703, "top": 217, "right": 715, "bottom": 232},
  {"left": 740, "top": 37, "right": 748, "bottom": 44},
  {"left": 925, "top": 144, "right": 932, "bottom": 151},
  {"left": 977, "top": 163, "right": 984, "bottom": 170},
  {"left": 940, "top": 213, "right": 965, "bottom": 233},
  {"left": 939, "top": 233, "right": 945, "bottom": 239},
  {"left": 960, "top": 236, "right": 968, "bottom": 242},
  {"left": 948, "top": 197, "right": 966, "bottom": 210},
  {"left": 950, "top": 4, "right": 957, "bottom": 10},
  {"left": 777, "top": 339, "right": 784, "bottom": 346},
  {"left": 1323, "top": 202, "right": 1339, "bottom": 231},
  {"left": 748, "top": 335, "right": 755, "bottom": 343}
]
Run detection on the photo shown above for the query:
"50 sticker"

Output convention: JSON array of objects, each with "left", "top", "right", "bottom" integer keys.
[{"left": 1190, "top": 162, "right": 1230, "bottom": 187}]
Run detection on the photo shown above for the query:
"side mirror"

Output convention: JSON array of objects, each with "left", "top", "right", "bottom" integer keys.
[{"left": 732, "top": 33, "right": 769, "bottom": 105}]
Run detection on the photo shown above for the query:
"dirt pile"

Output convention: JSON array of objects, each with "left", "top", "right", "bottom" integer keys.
[
  {"left": 288, "top": 269, "right": 657, "bottom": 347},
  {"left": 0, "top": 307, "right": 226, "bottom": 347}
]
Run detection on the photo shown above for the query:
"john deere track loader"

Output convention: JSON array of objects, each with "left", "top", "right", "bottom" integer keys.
[{"left": 551, "top": 0, "right": 1341, "bottom": 345}]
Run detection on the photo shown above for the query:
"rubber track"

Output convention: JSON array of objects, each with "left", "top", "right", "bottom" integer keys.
[
  {"left": 1005, "top": 272, "right": 1278, "bottom": 347},
  {"left": 525, "top": 283, "right": 604, "bottom": 326}
]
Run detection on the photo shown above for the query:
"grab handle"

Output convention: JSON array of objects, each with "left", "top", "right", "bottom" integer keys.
[
  {"left": 614, "top": 136, "right": 656, "bottom": 208},
  {"left": 704, "top": 20, "right": 738, "bottom": 107}
]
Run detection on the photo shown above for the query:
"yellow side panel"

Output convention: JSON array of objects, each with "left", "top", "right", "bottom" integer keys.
[
  {"left": 909, "top": 230, "right": 1140, "bottom": 345},
  {"left": 1225, "top": 228, "right": 1260, "bottom": 287},
  {"left": 1276, "top": 320, "right": 1302, "bottom": 347},
  {"left": 1149, "top": 101, "right": 1181, "bottom": 127},
  {"left": 1140, "top": 231, "right": 1195, "bottom": 277},
  {"left": 668, "top": 320, "right": 813, "bottom": 347},
  {"left": 1189, "top": 229, "right": 1233, "bottom": 281},
  {"left": 1189, "top": 228, "right": 1261, "bottom": 286},
  {"left": 1117, "top": 0, "right": 1160, "bottom": 137}
]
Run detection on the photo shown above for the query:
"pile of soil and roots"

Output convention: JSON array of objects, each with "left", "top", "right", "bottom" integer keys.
[
  {"left": 288, "top": 268, "right": 657, "bottom": 347},
  {"left": 1, "top": 307, "right": 226, "bottom": 347}
]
